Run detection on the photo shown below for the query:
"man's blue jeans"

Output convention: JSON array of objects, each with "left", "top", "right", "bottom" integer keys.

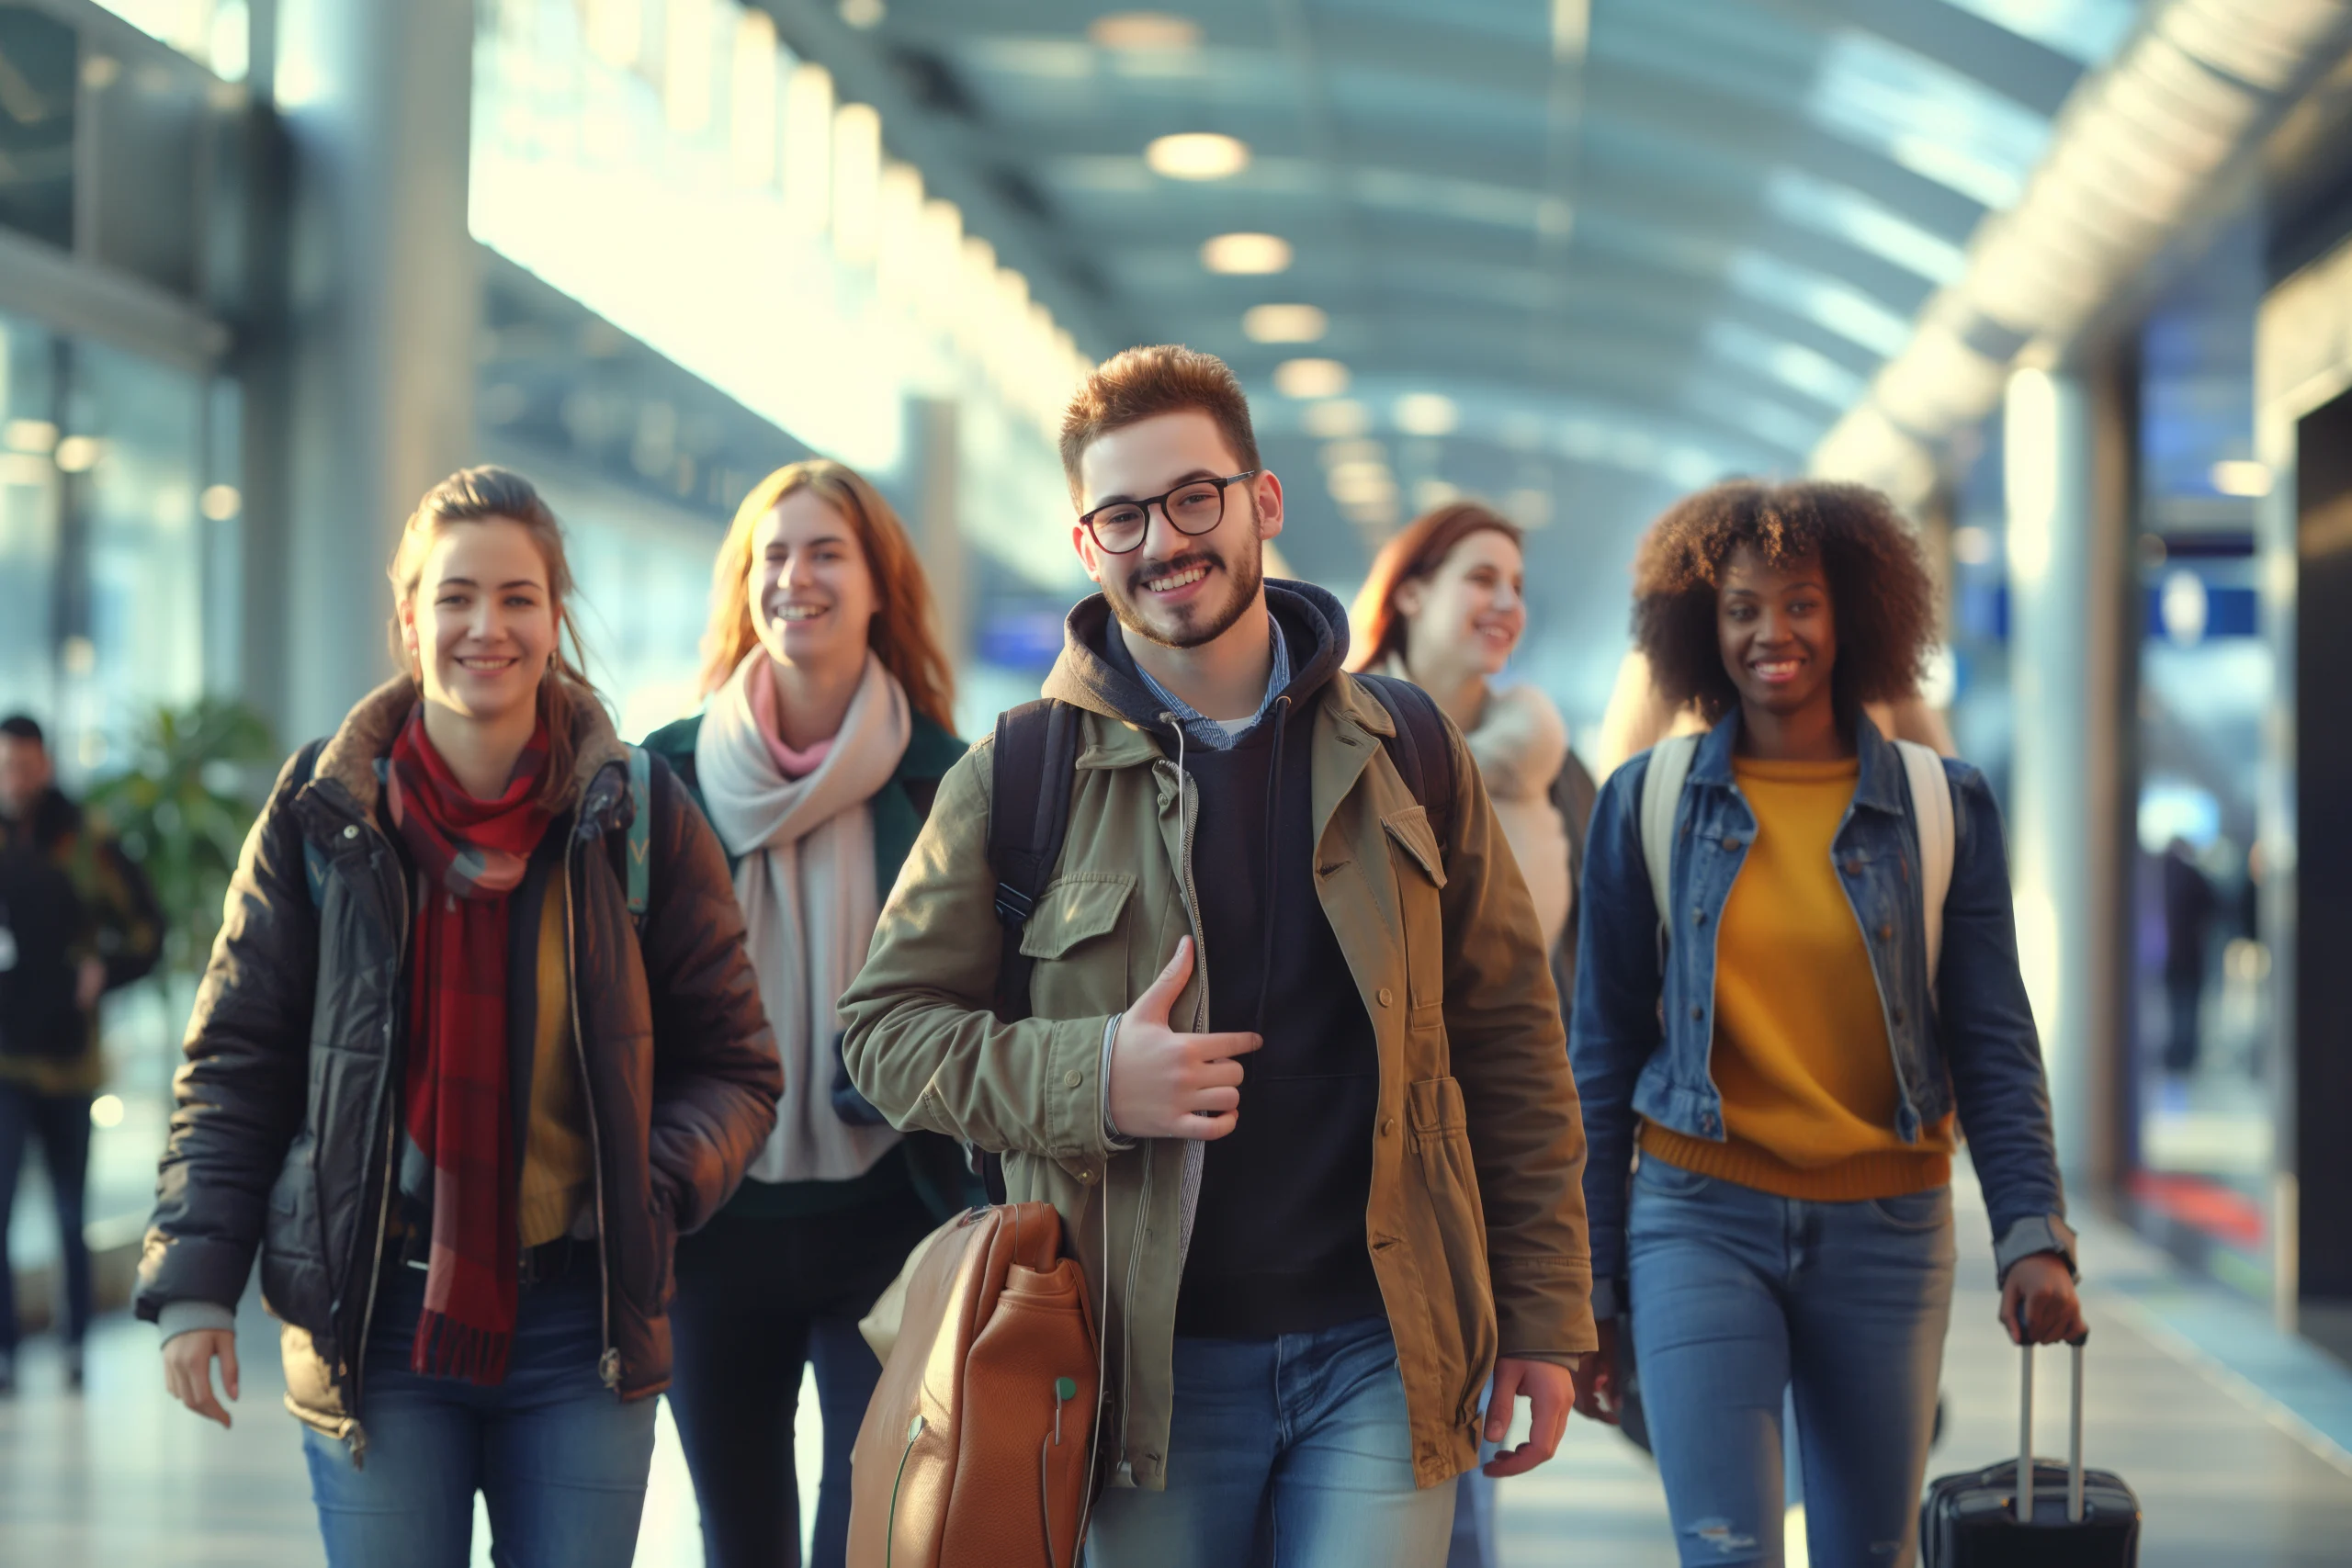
[
  {"left": 1628, "top": 1158, "right": 1955, "bottom": 1567},
  {"left": 301, "top": 1267, "right": 658, "bottom": 1568},
  {"left": 1085, "top": 1314, "right": 1455, "bottom": 1568}
]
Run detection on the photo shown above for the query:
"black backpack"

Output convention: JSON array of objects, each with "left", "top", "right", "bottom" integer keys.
[{"left": 985, "top": 672, "right": 1454, "bottom": 1025}]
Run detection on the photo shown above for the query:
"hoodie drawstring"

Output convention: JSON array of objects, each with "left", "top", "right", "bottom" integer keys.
[{"left": 1252, "top": 694, "right": 1291, "bottom": 1036}]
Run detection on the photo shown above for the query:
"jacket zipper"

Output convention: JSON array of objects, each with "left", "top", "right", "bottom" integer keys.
[
  {"left": 345, "top": 811, "right": 410, "bottom": 1468},
  {"left": 563, "top": 827, "right": 617, "bottom": 1388}
]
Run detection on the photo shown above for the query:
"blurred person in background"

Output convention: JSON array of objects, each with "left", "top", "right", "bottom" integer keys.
[
  {"left": 0, "top": 713, "right": 161, "bottom": 1393},
  {"left": 1568, "top": 480, "right": 2082, "bottom": 1567},
  {"left": 2160, "top": 836, "right": 2217, "bottom": 1079},
  {"left": 1347, "top": 501, "right": 1598, "bottom": 1568},
  {"left": 137, "top": 468, "right": 780, "bottom": 1568},
  {"left": 643, "top": 458, "right": 978, "bottom": 1568}
]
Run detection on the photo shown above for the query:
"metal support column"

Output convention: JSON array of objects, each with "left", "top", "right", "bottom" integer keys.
[
  {"left": 2004, "top": 362, "right": 2132, "bottom": 1187},
  {"left": 240, "top": 0, "right": 479, "bottom": 744}
]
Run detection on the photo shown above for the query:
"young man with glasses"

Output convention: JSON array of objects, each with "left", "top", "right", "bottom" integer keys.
[{"left": 842, "top": 345, "right": 1595, "bottom": 1565}]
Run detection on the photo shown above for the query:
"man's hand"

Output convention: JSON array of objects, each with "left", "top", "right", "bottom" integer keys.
[
  {"left": 163, "top": 1329, "right": 240, "bottom": 1428},
  {"left": 75, "top": 956, "right": 105, "bottom": 1012},
  {"left": 1106, "top": 938, "right": 1261, "bottom": 1141},
  {"left": 2000, "top": 1254, "right": 2087, "bottom": 1346},
  {"left": 1570, "top": 1318, "right": 1621, "bottom": 1426},
  {"left": 1483, "top": 1357, "right": 1575, "bottom": 1477}
]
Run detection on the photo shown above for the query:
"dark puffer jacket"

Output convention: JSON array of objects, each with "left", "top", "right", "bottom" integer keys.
[{"left": 133, "top": 678, "right": 781, "bottom": 1451}]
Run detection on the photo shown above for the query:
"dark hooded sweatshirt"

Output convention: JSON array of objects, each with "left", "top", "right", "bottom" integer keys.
[{"left": 1069, "top": 581, "right": 1385, "bottom": 1339}]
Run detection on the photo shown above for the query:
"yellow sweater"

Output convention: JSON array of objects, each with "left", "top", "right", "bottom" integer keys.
[
  {"left": 518, "top": 874, "right": 594, "bottom": 1247},
  {"left": 1642, "top": 754, "right": 1953, "bottom": 1200}
]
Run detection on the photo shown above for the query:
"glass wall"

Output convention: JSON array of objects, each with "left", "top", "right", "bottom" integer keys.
[
  {"left": 0, "top": 317, "right": 229, "bottom": 1272},
  {"left": 0, "top": 314, "right": 62, "bottom": 722},
  {"left": 2125, "top": 218, "right": 2274, "bottom": 1296}
]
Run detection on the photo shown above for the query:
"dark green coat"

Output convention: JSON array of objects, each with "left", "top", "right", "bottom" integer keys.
[{"left": 641, "top": 707, "right": 979, "bottom": 1222}]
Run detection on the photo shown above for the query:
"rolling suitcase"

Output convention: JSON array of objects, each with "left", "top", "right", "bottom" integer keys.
[{"left": 1920, "top": 1334, "right": 2141, "bottom": 1565}]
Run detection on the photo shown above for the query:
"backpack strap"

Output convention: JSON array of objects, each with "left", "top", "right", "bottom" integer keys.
[
  {"left": 1894, "top": 740, "right": 1955, "bottom": 979},
  {"left": 624, "top": 743, "right": 652, "bottom": 931},
  {"left": 1638, "top": 734, "right": 1701, "bottom": 936},
  {"left": 987, "top": 699, "right": 1084, "bottom": 1023},
  {"left": 1353, "top": 672, "right": 1455, "bottom": 851},
  {"left": 286, "top": 740, "right": 332, "bottom": 907}
]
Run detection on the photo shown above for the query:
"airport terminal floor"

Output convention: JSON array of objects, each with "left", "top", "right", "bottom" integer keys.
[{"left": 6, "top": 1181, "right": 2350, "bottom": 1567}]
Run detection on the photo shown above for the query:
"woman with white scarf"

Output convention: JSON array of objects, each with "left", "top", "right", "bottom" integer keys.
[
  {"left": 1347, "top": 500, "right": 1600, "bottom": 1568},
  {"left": 642, "top": 460, "right": 973, "bottom": 1568}
]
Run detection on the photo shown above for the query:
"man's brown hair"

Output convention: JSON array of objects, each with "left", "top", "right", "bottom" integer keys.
[{"left": 1057, "top": 344, "right": 1261, "bottom": 504}]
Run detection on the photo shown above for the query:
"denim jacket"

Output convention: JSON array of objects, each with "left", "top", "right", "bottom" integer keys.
[{"left": 1569, "top": 712, "right": 2075, "bottom": 1317}]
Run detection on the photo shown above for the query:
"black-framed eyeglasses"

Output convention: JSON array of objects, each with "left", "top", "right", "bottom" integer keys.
[{"left": 1077, "top": 470, "right": 1263, "bottom": 555}]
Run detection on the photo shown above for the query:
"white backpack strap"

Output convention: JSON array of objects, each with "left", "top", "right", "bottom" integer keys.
[
  {"left": 1895, "top": 740, "right": 1955, "bottom": 979},
  {"left": 1639, "top": 735, "right": 1702, "bottom": 934}
]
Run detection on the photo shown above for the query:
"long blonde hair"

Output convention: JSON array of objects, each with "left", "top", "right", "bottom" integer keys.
[
  {"left": 699, "top": 459, "right": 956, "bottom": 731},
  {"left": 387, "top": 465, "right": 603, "bottom": 807}
]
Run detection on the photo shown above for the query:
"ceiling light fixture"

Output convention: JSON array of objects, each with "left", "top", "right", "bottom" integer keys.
[
  {"left": 1091, "top": 12, "right": 1202, "bottom": 51},
  {"left": 1273, "top": 357, "right": 1349, "bottom": 399},
  {"left": 1394, "top": 393, "right": 1459, "bottom": 437},
  {"left": 1242, "top": 303, "right": 1326, "bottom": 344},
  {"left": 1201, "top": 231, "right": 1292, "bottom": 275},
  {"left": 1147, "top": 132, "right": 1250, "bottom": 181},
  {"left": 1304, "top": 400, "right": 1370, "bottom": 439}
]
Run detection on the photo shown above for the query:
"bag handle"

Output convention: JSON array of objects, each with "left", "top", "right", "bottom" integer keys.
[{"left": 2018, "top": 1330, "right": 2091, "bottom": 1526}]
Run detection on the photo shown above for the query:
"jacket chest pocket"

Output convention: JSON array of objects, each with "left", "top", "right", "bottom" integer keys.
[
  {"left": 1382, "top": 807, "right": 1448, "bottom": 1023},
  {"left": 1018, "top": 874, "right": 1137, "bottom": 1016}
]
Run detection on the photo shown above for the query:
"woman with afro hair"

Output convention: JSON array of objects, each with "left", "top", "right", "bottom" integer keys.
[{"left": 1566, "top": 479, "right": 2084, "bottom": 1565}]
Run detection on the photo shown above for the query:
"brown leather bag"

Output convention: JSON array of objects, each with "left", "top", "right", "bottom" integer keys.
[{"left": 847, "top": 1201, "right": 1101, "bottom": 1568}]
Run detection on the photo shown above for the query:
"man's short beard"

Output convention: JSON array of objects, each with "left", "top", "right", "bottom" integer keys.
[{"left": 1106, "top": 528, "right": 1265, "bottom": 652}]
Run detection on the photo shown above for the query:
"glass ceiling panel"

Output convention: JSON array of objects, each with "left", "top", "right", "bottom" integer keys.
[
  {"left": 1807, "top": 31, "right": 2052, "bottom": 208},
  {"left": 1939, "top": 0, "right": 2142, "bottom": 66},
  {"left": 1762, "top": 168, "right": 1969, "bottom": 285}
]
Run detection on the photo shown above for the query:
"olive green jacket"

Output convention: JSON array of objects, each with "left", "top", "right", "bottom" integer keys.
[{"left": 839, "top": 601, "right": 1595, "bottom": 1493}]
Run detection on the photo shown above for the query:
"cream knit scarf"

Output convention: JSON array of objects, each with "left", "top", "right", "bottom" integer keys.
[
  {"left": 1379, "top": 656, "right": 1575, "bottom": 955},
  {"left": 696, "top": 650, "right": 910, "bottom": 1183}
]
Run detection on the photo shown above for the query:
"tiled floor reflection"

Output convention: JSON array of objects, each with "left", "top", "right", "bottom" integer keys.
[{"left": 4, "top": 1188, "right": 2348, "bottom": 1566}]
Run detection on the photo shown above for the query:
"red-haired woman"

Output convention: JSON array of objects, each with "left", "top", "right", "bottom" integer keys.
[
  {"left": 643, "top": 458, "right": 977, "bottom": 1568},
  {"left": 138, "top": 468, "right": 780, "bottom": 1567},
  {"left": 1349, "top": 501, "right": 1597, "bottom": 1567}
]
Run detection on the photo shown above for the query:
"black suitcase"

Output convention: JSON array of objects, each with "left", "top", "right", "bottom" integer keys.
[{"left": 1921, "top": 1335, "right": 2140, "bottom": 1565}]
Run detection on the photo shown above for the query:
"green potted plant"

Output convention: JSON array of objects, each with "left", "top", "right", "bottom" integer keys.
[{"left": 84, "top": 697, "right": 279, "bottom": 1077}]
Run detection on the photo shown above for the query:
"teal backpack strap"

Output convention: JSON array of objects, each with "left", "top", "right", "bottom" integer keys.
[{"left": 625, "top": 744, "right": 651, "bottom": 929}]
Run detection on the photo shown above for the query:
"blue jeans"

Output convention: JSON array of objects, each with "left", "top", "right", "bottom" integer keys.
[
  {"left": 1086, "top": 1314, "right": 1455, "bottom": 1568},
  {"left": 1628, "top": 1159, "right": 1955, "bottom": 1567},
  {"left": 301, "top": 1267, "right": 658, "bottom": 1568}
]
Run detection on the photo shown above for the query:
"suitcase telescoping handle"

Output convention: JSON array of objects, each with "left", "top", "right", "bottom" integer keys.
[{"left": 2017, "top": 1329, "right": 2092, "bottom": 1525}]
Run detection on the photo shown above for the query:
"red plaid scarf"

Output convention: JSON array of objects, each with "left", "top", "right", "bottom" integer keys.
[{"left": 385, "top": 706, "right": 555, "bottom": 1383}]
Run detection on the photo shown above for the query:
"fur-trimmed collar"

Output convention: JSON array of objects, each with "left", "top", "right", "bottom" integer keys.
[{"left": 313, "top": 675, "right": 628, "bottom": 817}]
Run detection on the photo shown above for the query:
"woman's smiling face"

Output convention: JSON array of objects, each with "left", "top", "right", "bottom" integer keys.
[
  {"left": 750, "top": 490, "right": 878, "bottom": 671},
  {"left": 1716, "top": 544, "right": 1837, "bottom": 720},
  {"left": 1399, "top": 528, "right": 1526, "bottom": 679},
  {"left": 404, "top": 517, "right": 556, "bottom": 726}
]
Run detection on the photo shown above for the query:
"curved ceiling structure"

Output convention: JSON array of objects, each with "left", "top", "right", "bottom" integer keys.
[{"left": 764, "top": 0, "right": 2143, "bottom": 717}]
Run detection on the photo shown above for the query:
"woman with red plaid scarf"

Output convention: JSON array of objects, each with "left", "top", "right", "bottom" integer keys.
[{"left": 139, "top": 468, "right": 783, "bottom": 1568}]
